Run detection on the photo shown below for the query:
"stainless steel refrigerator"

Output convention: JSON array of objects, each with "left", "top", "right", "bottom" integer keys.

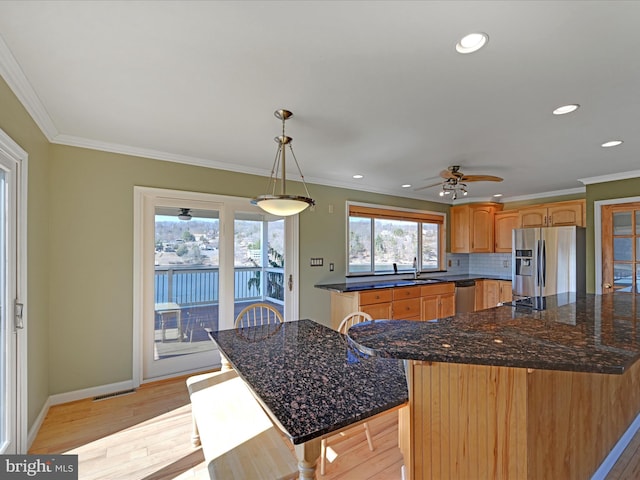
[{"left": 512, "top": 226, "right": 586, "bottom": 299}]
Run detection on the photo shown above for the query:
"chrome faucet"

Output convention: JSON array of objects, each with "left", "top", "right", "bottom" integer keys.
[{"left": 412, "top": 257, "right": 418, "bottom": 279}]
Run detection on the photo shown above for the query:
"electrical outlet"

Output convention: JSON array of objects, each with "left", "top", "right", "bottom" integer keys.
[
  {"left": 503, "top": 260, "right": 509, "bottom": 268},
  {"left": 448, "top": 259, "right": 452, "bottom": 267}
]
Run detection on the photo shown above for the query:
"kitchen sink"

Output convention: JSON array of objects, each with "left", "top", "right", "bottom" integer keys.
[
  {"left": 411, "top": 278, "right": 442, "bottom": 284},
  {"left": 347, "top": 278, "right": 443, "bottom": 291}
]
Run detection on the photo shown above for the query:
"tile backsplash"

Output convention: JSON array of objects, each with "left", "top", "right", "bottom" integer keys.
[{"left": 447, "top": 253, "right": 512, "bottom": 277}]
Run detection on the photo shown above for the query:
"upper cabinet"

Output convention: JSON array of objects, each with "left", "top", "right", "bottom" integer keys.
[
  {"left": 451, "top": 203, "right": 502, "bottom": 253},
  {"left": 494, "top": 210, "right": 520, "bottom": 252},
  {"left": 518, "top": 200, "right": 585, "bottom": 228}
]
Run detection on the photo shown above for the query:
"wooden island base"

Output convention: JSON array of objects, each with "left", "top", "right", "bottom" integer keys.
[{"left": 399, "top": 360, "right": 640, "bottom": 480}]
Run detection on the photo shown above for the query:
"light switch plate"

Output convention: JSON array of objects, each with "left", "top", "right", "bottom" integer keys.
[{"left": 310, "top": 258, "right": 324, "bottom": 267}]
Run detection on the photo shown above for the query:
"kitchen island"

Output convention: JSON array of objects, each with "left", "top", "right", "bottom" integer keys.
[
  {"left": 209, "top": 319, "right": 408, "bottom": 479},
  {"left": 348, "top": 293, "right": 640, "bottom": 479}
]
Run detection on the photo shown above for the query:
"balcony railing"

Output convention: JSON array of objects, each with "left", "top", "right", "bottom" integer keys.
[{"left": 154, "top": 265, "right": 284, "bottom": 306}]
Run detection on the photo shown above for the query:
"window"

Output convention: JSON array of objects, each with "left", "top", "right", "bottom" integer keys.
[{"left": 348, "top": 203, "right": 445, "bottom": 275}]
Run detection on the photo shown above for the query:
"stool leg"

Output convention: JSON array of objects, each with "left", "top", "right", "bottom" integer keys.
[{"left": 191, "top": 411, "right": 201, "bottom": 447}]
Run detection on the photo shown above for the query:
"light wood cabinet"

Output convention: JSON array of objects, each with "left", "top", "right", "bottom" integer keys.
[
  {"left": 518, "top": 199, "right": 585, "bottom": 228},
  {"left": 329, "top": 282, "right": 455, "bottom": 328},
  {"left": 358, "top": 289, "right": 393, "bottom": 320},
  {"left": 475, "top": 279, "right": 512, "bottom": 310},
  {"left": 393, "top": 286, "right": 421, "bottom": 320},
  {"left": 420, "top": 283, "right": 455, "bottom": 321},
  {"left": 400, "top": 359, "right": 640, "bottom": 480},
  {"left": 499, "top": 280, "right": 512, "bottom": 304},
  {"left": 330, "top": 289, "right": 392, "bottom": 329},
  {"left": 494, "top": 210, "right": 519, "bottom": 252},
  {"left": 451, "top": 203, "right": 503, "bottom": 253}
]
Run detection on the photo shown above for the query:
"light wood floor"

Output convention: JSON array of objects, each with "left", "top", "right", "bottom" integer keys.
[
  {"left": 29, "top": 374, "right": 404, "bottom": 479},
  {"left": 28, "top": 373, "right": 640, "bottom": 479}
]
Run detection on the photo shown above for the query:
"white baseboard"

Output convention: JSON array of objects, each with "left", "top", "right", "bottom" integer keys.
[
  {"left": 591, "top": 412, "right": 640, "bottom": 479},
  {"left": 26, "top": 380, "right": 135, "bottom": 450},
  {"left": 26, "top": 396, "right": 51, "bottom": 450},
  {"left": 48, "top": 379, "right": 136, "bottom": 406}
]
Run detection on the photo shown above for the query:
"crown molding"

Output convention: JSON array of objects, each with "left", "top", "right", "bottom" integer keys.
[
  {"left": 499, "top": 187, "right": 586, "bottom": 203},
  {"left": 52, "top": 133, "right": 275, "bottom": 177},
  {"left": 0, "top": 34, "right": 58, "bottom": 141},
  {"left": 578, "top": 170, "right": 640, "bottom": 185}
]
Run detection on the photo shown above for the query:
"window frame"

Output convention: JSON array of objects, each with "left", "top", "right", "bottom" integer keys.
[{"left": 346, "top": 201, "right": 446, "bottom": 276}]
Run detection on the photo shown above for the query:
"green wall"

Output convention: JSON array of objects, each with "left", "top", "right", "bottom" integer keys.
[
  {"left": 0, "top": 76, "right": 51, "bottom": 429},
  {"left": 47, "top": 145, "right": 448, "bottom": 395}
]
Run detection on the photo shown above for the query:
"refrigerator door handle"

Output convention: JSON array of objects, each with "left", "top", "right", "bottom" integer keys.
[
  {"left": 541, "top": 240, "right": 546, "bottom": 287},
  {"left": 536, "top": 239, "right": 541, "bottom": 287}
]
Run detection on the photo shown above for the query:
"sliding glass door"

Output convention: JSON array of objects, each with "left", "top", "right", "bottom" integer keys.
[
  {"left": 135, "top": 188, "right": 296, "bottom": 382},
  {"left": 234, "top": 212, "right": 285, "bottom": 320}
]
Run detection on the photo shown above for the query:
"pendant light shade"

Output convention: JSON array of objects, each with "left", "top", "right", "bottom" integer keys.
[{"left": 252, "top": 109, "right": 315, "bottom": 216}]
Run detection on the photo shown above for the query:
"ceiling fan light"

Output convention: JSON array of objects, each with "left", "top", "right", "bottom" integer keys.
[{"left": 178, "top": 208, "right": 192, "bottom": 221}]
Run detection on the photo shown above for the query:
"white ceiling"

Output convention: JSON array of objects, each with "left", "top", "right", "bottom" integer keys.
[{"left": 1, "top": 0, "right": 639, "bottom": 203}]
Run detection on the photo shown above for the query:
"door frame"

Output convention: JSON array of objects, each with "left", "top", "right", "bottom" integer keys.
[
  {"left": 594, "top": 195, "right": 640, "bottom": 294},
  {"left": 0, "top": 128, "right": 28, "bottom": 453},
  {"left": 132, "top": 187, "right": 300, "bottom": 385}
]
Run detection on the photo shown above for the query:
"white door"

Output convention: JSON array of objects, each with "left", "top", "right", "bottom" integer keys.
[
  {"left": 134, "top": 188, "right": 299, "bottom": 382},
  {"left": 0, "top": 129, "right": 26, "bottom": 454}
]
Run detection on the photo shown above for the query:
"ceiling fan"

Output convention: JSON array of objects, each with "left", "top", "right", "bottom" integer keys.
[{"left": 414, "top": 165, "right": 503, "bottom": 199}]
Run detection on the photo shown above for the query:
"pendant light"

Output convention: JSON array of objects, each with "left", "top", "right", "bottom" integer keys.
[{"left": 251, "top": 109, "right": 315, "bottom": 216}]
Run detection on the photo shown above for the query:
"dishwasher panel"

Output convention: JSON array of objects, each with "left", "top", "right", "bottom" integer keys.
[{"left": 454, "top": 280, "right": 476, "bottom": 313}]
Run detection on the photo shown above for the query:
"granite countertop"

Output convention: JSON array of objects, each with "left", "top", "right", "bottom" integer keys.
[
  {"left": 347, "top": 293, "right": 640, "bottom": 375},
  {"left": 209, "top": 319, "right": 408, "bottom": 445},
  {"left": 315, "top": 273, "right": 511, "bottom": 293}
]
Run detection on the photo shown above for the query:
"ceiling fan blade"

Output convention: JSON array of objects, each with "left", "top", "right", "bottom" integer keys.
[
  {"left": 459, "top": 174, "right": 504, "bottom": 183},
  {"left": 413, "top": 181, "right": 444, "bottom": 192},
  {"left": 439, "top": 169, "right": 457, "bottom": 179}
]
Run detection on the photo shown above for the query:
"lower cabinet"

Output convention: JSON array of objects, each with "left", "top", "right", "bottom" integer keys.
[
  {"left": 359, "top": 289, "right": 393, "bottom": 320},
  {"left": 499, "top": 280, "right": 513, "bottom": 304},
  {"left": 393, "top": 286, "right": 422, "bottom": 320},
  {"left": 329, "top": 282, "right": 456, "bottom": 328},
  {"left": 475, "top": 279, "right": 512, "bottom": 310},
  {"left": 421, "top": 283, "right": 455, "bottom": 321}
]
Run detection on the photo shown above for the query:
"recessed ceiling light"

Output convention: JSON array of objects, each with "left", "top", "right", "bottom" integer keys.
[
  {"left": 352, "top": 174, "right": 364, "bottom": 179},
  {"left": 601, "top": 140, "right": 623, "bottom": 148},
  {"left": 552, "top": 104, "right": 580, "bottom": 115},
  {"left": 456, "top": 32, "right": 489, "bottom": 54},
  {"left": 401, "top": 184, "right": 411, "bottom": 188}
]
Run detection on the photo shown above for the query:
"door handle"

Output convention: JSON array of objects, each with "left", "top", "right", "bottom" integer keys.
[
  {"left": 603, "top": 283, "right": 612, "bottom": 290},
  {"left": 15, "top": 301, "right": 24, "bottom": 329}
]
